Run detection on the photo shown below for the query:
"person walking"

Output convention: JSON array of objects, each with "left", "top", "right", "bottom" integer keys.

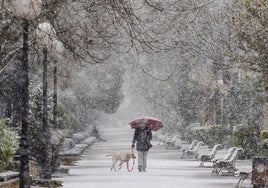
[{"left": 131, "top": 124, "right": 152, "bottom": 172}]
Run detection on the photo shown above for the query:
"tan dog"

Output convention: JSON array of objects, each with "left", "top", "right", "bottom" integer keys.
[{"left": 105, "top": 152, "right": 136, "bottom": 171}]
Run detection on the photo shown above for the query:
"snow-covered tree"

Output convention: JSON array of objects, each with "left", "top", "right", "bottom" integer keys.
[{"left": 230, "top": 0, "right": 268, "bottom": 129}]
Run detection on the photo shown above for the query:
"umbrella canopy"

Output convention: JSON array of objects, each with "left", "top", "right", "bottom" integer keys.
[{"left": 129, "top": 116, "right": 163, "bottom": 131}]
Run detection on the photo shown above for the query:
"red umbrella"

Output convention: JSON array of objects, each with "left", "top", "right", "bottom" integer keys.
[{"left": 129, "top": 116, "right": 163, "bottom": 131}]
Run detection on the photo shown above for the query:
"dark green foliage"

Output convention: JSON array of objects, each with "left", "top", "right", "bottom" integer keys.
[
  {"left": 28, "top": 84, "right": 53, "bottom": 163},
  {"left": 187, "top": 126, "right": 225, "bottom": 148},
  {"left": 260, "top": 130, "right": 268, "bottom": 140},
  {"left": 233, "top": 125, "right": 260, "bottom": 159},
  {"left": 0, "top": 119, "right": 19, "bottom": 171},
  {"left": 260, "top": 130, "right": 268, "bottom": 156},
  {"left": 188, "top": 128, "right": 207, "bottom": 144},
  {"left": 206, "top": 126, "right": 225, "bottom": 147},
  {"left": 28, "top": 84, "right": 78, "bottom": 163}
]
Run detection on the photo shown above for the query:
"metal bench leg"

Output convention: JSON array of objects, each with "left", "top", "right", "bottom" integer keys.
[
  {"left": 199, "top": 161, "right": 204, "bottom": 167},
  {"left": 236, "top": 178, "right": 242, "bottom": 188}
]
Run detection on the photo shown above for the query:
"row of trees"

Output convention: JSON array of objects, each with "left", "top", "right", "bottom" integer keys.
[
  {"left": 130, "top": 0, "right": 267, "bottom": 131},
  {"left": 131, "top": 0, "right": 267, "bottom": 157}
]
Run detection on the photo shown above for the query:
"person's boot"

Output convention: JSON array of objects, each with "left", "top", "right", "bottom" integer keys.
[{"left": 138, "top": 165, "right": 142, "bottom": 172}]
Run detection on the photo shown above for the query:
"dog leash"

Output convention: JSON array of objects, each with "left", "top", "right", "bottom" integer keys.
[
  {"left": 127, "top": 147, "right": 135, "bottom": 172},
  {"left": 127, "top": 159, "right": 135, "bottom": 171}
]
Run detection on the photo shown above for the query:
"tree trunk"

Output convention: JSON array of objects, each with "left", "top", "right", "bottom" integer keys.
[
  {"left": 19, "top": 20, "right": 31, "bottom": 188},
  {"left": 263, "top": 70, "right": 268, "bottom": 130}
]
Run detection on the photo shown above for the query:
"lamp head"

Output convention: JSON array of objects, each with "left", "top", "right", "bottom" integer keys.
[{"left": 11, "top": 0, "right": 42, "bottom": 20}]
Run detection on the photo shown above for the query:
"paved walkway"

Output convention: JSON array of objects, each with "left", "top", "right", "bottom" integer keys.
[{"left": 57, "top": 125, "right": 252, "bottom": 188}]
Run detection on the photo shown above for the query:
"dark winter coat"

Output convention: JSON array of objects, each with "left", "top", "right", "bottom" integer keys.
[{"left": 132, "top": 127, "right": 152, "bottom": 151}]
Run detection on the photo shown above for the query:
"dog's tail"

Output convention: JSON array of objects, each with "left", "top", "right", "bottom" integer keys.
[{"left": 105, "top": 154, "right": 112, "bottom": 157}]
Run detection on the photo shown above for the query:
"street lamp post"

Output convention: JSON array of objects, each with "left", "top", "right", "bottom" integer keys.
[
  {"left": 36, "top": 22, "right": 56, "bottom": 179},
  {"left": 50, "top": 39, "right": 64, "bottom": 131},
  {"left": 35, "top": 22, "right": 64, "bottom": 177},
  {"left": 11, "top": 0, "right": 42, "bottom": 187},
  {"left": 20, "top": 19, "right": 31, "bottom": 188},
  {"left": 50, "top": 39, "right": 64, "bottom": 173},
  {"left": 42, "top": 46, "right": 51, "bottom": 179}
]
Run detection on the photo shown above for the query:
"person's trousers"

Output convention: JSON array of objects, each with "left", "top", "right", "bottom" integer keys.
[{"left": 138, "top": 151, "right": 148, "bottom": 170}]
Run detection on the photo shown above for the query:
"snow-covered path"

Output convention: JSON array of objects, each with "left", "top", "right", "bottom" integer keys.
[{"left": 57, "top": 125, "right": 251, "bottom": 188}]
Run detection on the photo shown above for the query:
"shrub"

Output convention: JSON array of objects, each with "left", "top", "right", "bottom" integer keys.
[
  {"left": 260, "top": 130, "right": 268, "bottom": 140},
  {"left": 259, "top": 130, "right": 268, "bottom": 156},
  {"left": 188, "top": 125, "right": 225, "bottom": 148},
  {"left": 28, "top": 83, "right": 81, "bottom": 163},
  {"left": 189, "top": 128, "right": 207, "bottom": 144},
  {"left": 233, "top": 125, "right": 260, "bottom": 159},
  {"left": 0, "top": 119, "right": 19, "bottom": 171},
  {"left": 28, "top": 84, "right": 53, "bottom": 162},
  {"left": 206, "top": 126, "right": 225, "bottom": 147}
]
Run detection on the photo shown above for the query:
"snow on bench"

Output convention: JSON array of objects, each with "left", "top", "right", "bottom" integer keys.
[
  {"left": 58, "top": 136, "right": 96, "bottom": 157},
  {"left": 181, "top": 141, "right": 204, "bottom": 159},
  {"left": 216, "top": 147, "right": 244, "bottom": 176},
  {"left": 0, "top": 171, "right": 19, "bottom": 182},
  {"left": 58, "top": 127, "right": 97, "bottom": 165},
  {"left": 198, "top": 144, "right": 222, "bottom": 167}
]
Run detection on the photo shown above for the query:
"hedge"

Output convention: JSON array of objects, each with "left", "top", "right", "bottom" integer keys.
[{"left": 0, "top": 119, "right": 19, "bottom": 171}]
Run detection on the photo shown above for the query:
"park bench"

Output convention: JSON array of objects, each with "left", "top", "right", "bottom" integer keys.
[
  {"left": 236, "top": 171, "right": 251, "bottom": 188},
  {"left": 211, "top": 146, "right": 237, "bottom": 173},
  {"left": 154, "top": 131, "right": 168, "bottom": 144},
  {"left": 8, "top": 155, "right": 38, "bottom": 180},
  {"left": 180, "top": 140, "right": 199, "bottom": 159},
  {"left": 58, "top": 129, "right": 96, "bottom": 165},
  {"left": 0, "top": 171, "right": 19, "bottom": 182},
  {"left": 216, "top": 147, "right": 244, "bottom": 176},
  {"left": 211, "top": 147, "right": 237, "bottom": 165},
  {"left": 155, "top": 132, "right": 178, "bottom": 148},
  {"left": 59, "top": 136, "right": 96, "bottom": 155},
  {"left": 181, "top": 141, "right": 204, "bottom": 160},
  {"left": 198, "top": 144, "right": 222, "bottom": 167},
  {"left": 236, "top": 156, "right": 268, "bottom": 188},
  {"left": 0, "top": 171, "right": 20, "bottom": 188},
  {"left": 165, "top": 134, "right": 181, "bottom": 150},
  {"left": 162, "top": 133, "right": 174, "bottom": 144},
  {"left": 0, "top": 171, "right": 19, "bottom": 188}
]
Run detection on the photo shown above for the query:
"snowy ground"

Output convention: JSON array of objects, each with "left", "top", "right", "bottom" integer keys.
[{"left": 56, "top": 125, "right": 253, "bottom": 188}]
